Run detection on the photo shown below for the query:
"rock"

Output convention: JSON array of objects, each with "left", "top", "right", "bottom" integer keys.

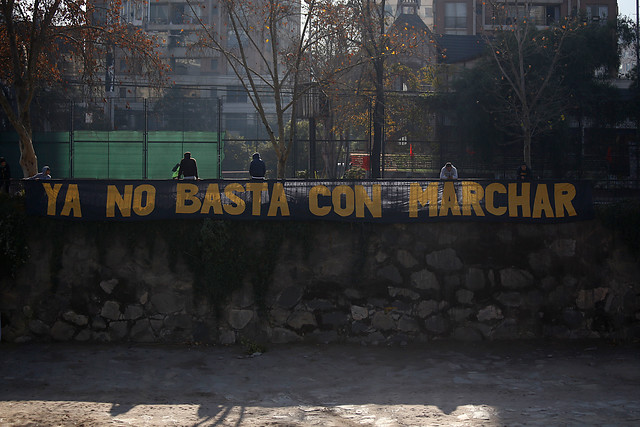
[
  {"left": 495, "top": 292, "right": 522, "bottom": 307},
  {"left": 411, "top": 269, "right": 439, "bottom": 291},
  {"left": 448, "top": 307, "right": 473, "bottom": 322},
  {"left": 75, "top": 329, "right": 92, "bottom": 341},
  {"left": 228, "top": 309, "right": 254, "bottom": 330},
  {"left": 415, "top": 300, "right": 439, "bottom": 318},
  {"left": 130, "top": 319, "right": 155, "bottom": 342},
  {"left": 28, "top": 319, "right": 50, "bottom": 335},
  {"left": 398, "top": 316, "right": 420, "bottom": 333},
  {"left": 424, "top": 315, "right": 448, "bottom": 335},
  {"left": 124, "top": 305, "right": 144, "bottom": 320},
  {"left": 372, "top": 311, "right": 395, "bottom": 331},
  {"left": 287, "top": 311, "right": 317, "bottom": 330},
  {"left": 397, "top": 249, "right": 418, "bottom": 269},
  {"left": 271, "top": 327, "right": 302, "bottom": 344},
  {"left": 99, "top": 279, "right": 119, "bottom": 294},
  {"left": 500, "top": 268, "right": 534, "bottom": 289},
  {"left": 378, "top": 265, "right": 403, "bottom": 285},
  {"left": 63, "top": 311, "right": 89, "bottom": 326},
  {"left": 351, "top": 305, "right": 369, "bottom": 321},
  {"left": 151, "top": 293, "right": 183, "bottom": 314},
  {"left": 477, "top": 305, "right": 504, "bottom": 322},
  {"left": 100, "top": 301, "right": 121, "bottom": 321},
  {"left": 388, "top": 287, "right": 420, "bottom": 300},
  {"left": 109, "top": 321, "right": 128, "bottom": 341},
  {"left": 219, "top": 329, "right": 236, "bottom": 345},
  {"left": 269, "top": 307, "right": 290, "bottom": 326},
  {"left": 551, "top": 239, "right": 576, "bottom": 257},
  {"left": 321, "top": 312, "right": 348, "bottom": 329},
  {"left": 426, "top": 248, "right": 463, "bottom": 271},
  {"left": 465, "top": 268, "right": 486, "bottom": 291},
  {"left": 165, "top": 313, "right": 193, "bottom": 330},
  {"left": 51, "top": 321, "right": 76, "bottom": 341},
  {"left": 277, "top": 286, "right": 303, "bottom": 309},
  {"left": 456, "top": 289, "right": 474, "bottom": 305},
  {"left": 576, "top": 288, "right": 609, "bottom": 310}
]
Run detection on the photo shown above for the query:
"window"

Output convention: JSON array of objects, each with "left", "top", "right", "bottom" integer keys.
[
  {"left": 587, "top": 5, "right": 608, "bottom": 22},
  {"left": 444, "top": 3, "right": 467, "bottom": 29},
  {"left": 150, "top": 3, "right": 169, "bottom": 24},
  {"left": 226, "top": 86, "right": 247, "bottom": 103},
  {"left": 424, "top": 6, "right": 433, "bottom": 18}
]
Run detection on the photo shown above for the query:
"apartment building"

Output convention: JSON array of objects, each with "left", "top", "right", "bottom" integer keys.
[{"left": 432, "top": 0, "right": 618, "bottom": 35}]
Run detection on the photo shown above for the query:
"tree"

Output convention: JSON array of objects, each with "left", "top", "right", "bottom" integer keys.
[
  {"left": 0, "top": 0, "right": 166, "bottom": 177},
  {"left": 479, "top": 1, "right": 585, "bottom": 167},
  {"left": 190, "top": 0, "right": 340, "bottom": 179}
]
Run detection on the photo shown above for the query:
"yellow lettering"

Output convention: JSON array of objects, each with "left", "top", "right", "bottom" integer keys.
[
  {"left": 333, "top": 185, "right": 354, "bottom": 217},
  {"left": 508, "top": 183, "right": 531, "bottom": 217},
  {"left": 532, "top": 184, "right": 554, "bottom": 218},
  {"left": 60, "top": 184, "right": 82, "bottom": 217},
  {"left": 461, "top": 181, "right": 484, "bottom": 216},
  {"left": 355, "top": 185, "right": 382, "bottom": 218},
  {"left": 554, "top": 183, "right": 577, "bottom": 217},
  {"left": 309, "top": 185, "right": 331, "bottom": 216},
  {"left": 268, "top": 183, "right": 290, "bottom": 216},
  {"left": 201, "top": 183, "right": 223, "bottom": 214},
  {"left": 176, "top": 183, "right": 201, "bottom": 214},
  {"left": 223, "top": 183, "right": 245, "bottom": 215},
  {"left": 409, "top": 183, "right": 438, "bottom": 217},
  {"left": 246, "top": 182, "right": 268, "bottom": 215},
  {"left": 106, "top": 185, "right": 133, "bottom": 217},
  {"left": 43, "top": 183, "right": 63, "bottom": 216},
  {"left": 439, "top": 181, "right": 461, "bottom": 216},
  {"left": 132, "top": 184, "right": 155, "bottom": 216},
  {"left": 485, "top": 183, "right": 507, "bottom": 216}
]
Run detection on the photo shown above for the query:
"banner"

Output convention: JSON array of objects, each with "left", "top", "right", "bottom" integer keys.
[{"left": 23, "top": 179, "right": 594, "bottom": 223}]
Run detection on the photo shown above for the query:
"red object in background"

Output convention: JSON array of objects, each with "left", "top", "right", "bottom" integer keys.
[
  {"left": 410, "top": 144, "right": 414, "bottom": 158},
  {"left": 350, "top": 154, "right": 370, "bottom": 171},
  {"left": 606, "top": 146, "right": 613, "bottom": 164}
]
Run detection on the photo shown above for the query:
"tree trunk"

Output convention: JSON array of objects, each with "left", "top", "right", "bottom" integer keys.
[{"left": 19, "top": 133, "right": 39, "bottom": 177}]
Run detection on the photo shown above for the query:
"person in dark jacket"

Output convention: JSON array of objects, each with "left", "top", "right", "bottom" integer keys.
[
  {"left": 0, "top": 157, "right": 10, "bottom": 193},
  {"left": 178, "top": 152, "right": 198, "bottom": 180},
  {"left": 516, "top": 163, "right": 531, "bottom": 181},
  {"left": 249, "top": 152, "right": 266, "bottom": 179}
]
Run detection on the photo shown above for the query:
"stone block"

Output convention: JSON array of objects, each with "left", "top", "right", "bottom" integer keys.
[
  {"left": 424, "top": 315, "right": 448, "bottom": 335},
  {"left": 351, "top": 305, "right": 369, "bottom": 321},
  {"left": 415, "top": 300, "right": 439, "bottom": 318},
  {"left": 378, "top": 265, "right": 403, "bottom": 285},
  {"left": 426, "top": 248, "right": 463, "bottom": 271},
  {"left": 397, "top": 249, "right": 418, "bottom": 269},
  {"left": 456, "top": 289, "right": 474, "bottom": 305},
  {"left": 124, "top": 305, "right": 144, "bottom": 320},
  {"left": 99, "top": 278, "right": 118, "bottom": 294},
  {"left": 465, "top": 268, "right": 486, "bottom": 291},
  {"left": 271, "top": 327, "right": 302, "bottom": 344},
  {"left": 51, "top": 321, "right": 76, "bottom": 341},
  {"left": 151, "top": 292, "right": 183, "bottom": 314},
  {"left": 371, "top": 311, "right": 395, "bottom": 331},
  {"left": 277, "top": 286, "right": 303, "bottom": 309},
  {"left": 100, "top": 301, "right": 121, "bottom": 320},
  {"left": 287, "top": 311, "right": 317, "bottom": 330},
  {"left": 411, "top": 269, "right": 439, "bottom": 290},
  {"left": 388, "top": 287, "right": 420, "bottom": 300},
  {"left": 500, "top": 268, "right": 533, "bottom": 289},
  {"left": 477, "top": 305, "right": 504, "bottom": 322},
  {"left": 63, "top": 311, "right": 89, "bottom": 326},
  {"left": 109, "top": 320, "right": 129, "bottom": 341},
  {"left": 28, "top": 319, "right": 50, "bottom": 336},
  {"left": 228, "top": 309, "right": 254, "bottom": 330},
  {"left": 397, "top": 316, "right": 420, "bottom": 333}
]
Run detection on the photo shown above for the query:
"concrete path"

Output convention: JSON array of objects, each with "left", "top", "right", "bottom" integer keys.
[{"left": 1, "top": 340, "right": 639, "bottom": 426}]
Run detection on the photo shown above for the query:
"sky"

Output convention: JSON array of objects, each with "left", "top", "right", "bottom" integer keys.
[{"left": 619, "top": 0, "right": 638, "bottom": 19}]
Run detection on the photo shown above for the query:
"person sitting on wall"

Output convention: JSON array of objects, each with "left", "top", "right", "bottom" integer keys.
[
  {"left": 249, "top": 152, "right": 266, "bottom": 179},
  {"left": 439, "top": 162, "right": 458, "bottom": 180},
  {"left": 178, "top": 152, "right": 198, "bottom": 180},
  {"left": 30, "top": 166, "right": 52, "bottom": 180},
  {"left": 516, "top": 163, "right": 532, "bottom": 181}
]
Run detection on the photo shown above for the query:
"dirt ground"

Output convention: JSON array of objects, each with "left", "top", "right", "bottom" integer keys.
[{"left": 0, "top": 340, "right": 639, "bottom": 426}]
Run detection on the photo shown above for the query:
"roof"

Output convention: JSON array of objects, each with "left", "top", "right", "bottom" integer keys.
[{"left": 433, "top": 34, "right": 486, "bottom": 64}]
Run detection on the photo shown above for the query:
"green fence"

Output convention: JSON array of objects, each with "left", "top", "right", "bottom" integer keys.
[{"left": 0, "top": 131, "right": 224, "bottom": 179}]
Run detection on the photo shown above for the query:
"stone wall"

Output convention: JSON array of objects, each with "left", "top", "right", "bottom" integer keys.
[{"left": 1, "top": 220, "right": 639, "bottom": 344}]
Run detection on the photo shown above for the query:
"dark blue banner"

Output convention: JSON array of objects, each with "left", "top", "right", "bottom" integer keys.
[{"left": 23, "top": 179, "right": 594, "bottom": 223}]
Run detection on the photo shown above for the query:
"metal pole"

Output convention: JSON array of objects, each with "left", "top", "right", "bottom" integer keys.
[
  {"left": 143, "top": 98, "right": 148, "bottom": 179},
  {"left": 217, "top": 97, "right": 222, "bottom": 179}
]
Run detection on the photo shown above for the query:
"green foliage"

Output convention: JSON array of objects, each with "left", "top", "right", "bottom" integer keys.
[
  {"left": 344, "top": 166, "right": 367, "bottom": 179},
  {"left": 0, "top": 194, "right": 29, "bottom": 281}
]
